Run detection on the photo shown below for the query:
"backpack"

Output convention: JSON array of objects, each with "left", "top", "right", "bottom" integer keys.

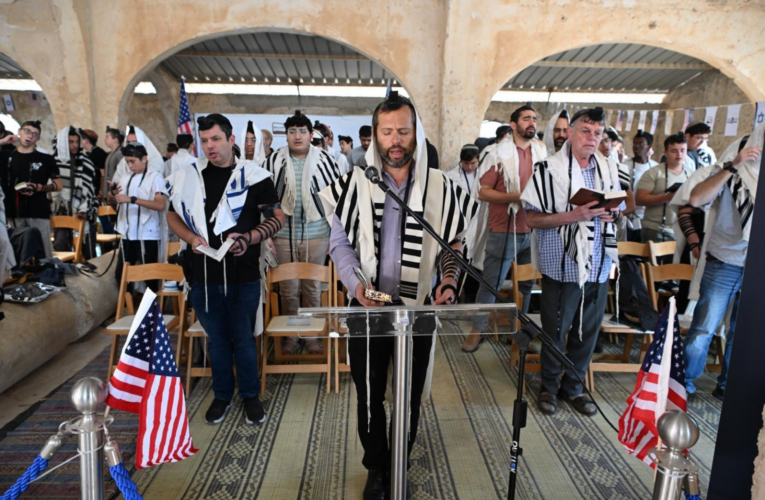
[{"left": 616, "top": 256, "right": 659, "bottom": 331}]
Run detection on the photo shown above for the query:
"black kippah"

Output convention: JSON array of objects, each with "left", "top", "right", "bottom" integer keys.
[
  {"left": 559, "top": 110, "right": 569, "bottom": 119},
  {"left": 246, "top": 120, "right": 254, "bottom": 134},
  {"left": 591, "top": 107, "right": 604, "bottom": 121},
  {"left": 295, "top": 110, "right": 302, "bottom": 117},
  {"left": 388, "top": 90, "right": 400, "bottom": 102}
]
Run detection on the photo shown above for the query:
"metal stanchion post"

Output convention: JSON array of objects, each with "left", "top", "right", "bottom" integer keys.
[
  {"left": 652, "top": 410, "right": 700, "bottom": 500},
  {"left": 67, "top": 377, "right": 108, "bottom": 500},
  {"left": 390, "top": 308, "right": 412, "bottom": 500}
]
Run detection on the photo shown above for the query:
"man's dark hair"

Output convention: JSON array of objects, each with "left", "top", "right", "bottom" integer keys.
[
  {"left": 510, "top": 105, "right": 536, "bottom": 124},
  {"left": 371, "top": 91, "right": 416, "bottom": 135},
  {"left": 495, "top": 125, "right": 511, "bottom": 141},
  {"left": 634, "top": 129, "right": 654, "bottom": 146},
  {"left": 338, "top": 135, "right": 353, "bottom": 145},
  {"left": 79, "top": 129, "right": 98, "bottom": 146},
  {"left": 105, "top": 126, "right": 125, "bottom": 146},
  {"left": 176, "top": 134, "right": 193, "bottom": 149},
  {"left": 664, "top": 132, "right": 687, "bottom": 151},
  {"left": 685, "top": 122, "right": 711, "bottom": 137},
  {"left": 359, "top": 125, "right": 372, "bottom": 138},
  {"left": 570, "top": 107, "right": 606, "bottom": 127},
  {"left": 121, "top": 142, "right": 148, "bottom": 159},
  {"left": 460, "top": 144, "right": 479, "bottom": 162},
  {"left": 284, "top": 110, "right": 312, "bottom": 133},
  {"left": 21, "top": 120, "right": 42, "bottom": 132},
  {"left": 605, "top": 130, "right": 619, "bottom": 142},
  {"left": 167, "top": 143, "right": 179, "bottom": 153},
  {"left": 197, "top": 113, "right": 233, "bottom": 139},
  {"left": 314, "top": 121, "right": 330, "bottom": 138}
]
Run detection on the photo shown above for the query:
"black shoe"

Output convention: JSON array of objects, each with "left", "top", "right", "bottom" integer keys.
[
  {"left": 243, "top": 396, "right": 266, "bottom": 425},
  {"left": 364, "top": 469, "right": 386, "bottom": 500},
  {"left": 205, "top": 398, "right": 231, "bottom": 424},
  {"left": 538, "top": 391, "right": 557, "bottom": 415},
  {"left": 594, "top": 341, "right": 604, "bottom": 354},
  {"left": 712, "top": 387, "right": 725, "bottom": 401}
]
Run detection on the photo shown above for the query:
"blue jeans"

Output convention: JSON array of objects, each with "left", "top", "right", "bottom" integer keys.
[
  {"left": 683, "top": 259, "right": 743, "bottom": 393},
  {"left": 190, "top": 282, "right": 261, "bottom": 401},
  {"left": 471, "top": 231, "right": 532, "bottom": 332}
]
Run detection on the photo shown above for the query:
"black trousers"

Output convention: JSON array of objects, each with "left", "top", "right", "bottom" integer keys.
[
  {"left": 114, "top": 240, "right": 160, "bottom": 292},
  {"left": 539, "top": 276, "right": 609, "bottom": 397},
  {"left": 346, "top": 298, "right": 435, "bottom": 471}
]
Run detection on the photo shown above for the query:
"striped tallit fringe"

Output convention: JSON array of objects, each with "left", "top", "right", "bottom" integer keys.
[{"left": 728, "top": 174, "right": 755, "bottom": 237}]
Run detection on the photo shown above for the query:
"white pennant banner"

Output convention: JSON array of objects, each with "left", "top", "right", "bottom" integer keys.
[
  {"left": 664, "top": 111, "right": 674, "bottom": 135},
  {"left": 650, "top": 110, "right": 659, "bottom": 135},
  {"left": 615, "top": 110, "right": 624, "bottom": 131},
  {"left": 754, "top": 102, "right": 765, "bottom": 128},
  {"left": 725, "top": 104, "right": 742, "bottom": 136},
  {"left": 637, "top": 110, "right": 647, "bottom": 131},
  {"left": 625, "top": 110, "right": 635, "bottom": 131},
  {"left": 704, "top": 106, "right": 718, "bottom": 131}
]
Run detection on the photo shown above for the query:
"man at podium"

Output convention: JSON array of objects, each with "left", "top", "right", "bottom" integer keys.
[{"left": 321, "top": 93, "right": 477, "bottom": 500}]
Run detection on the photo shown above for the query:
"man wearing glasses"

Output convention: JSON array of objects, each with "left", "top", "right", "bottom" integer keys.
[
  {"left": 262, "top": 111, "right": 341, "bottom": 356},
  {"left": 0, "top": 121, "right": 61, "bottom": 257}
]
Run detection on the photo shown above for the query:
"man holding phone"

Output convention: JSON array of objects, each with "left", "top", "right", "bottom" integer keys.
[{"left": 2, "top": 121, "right": 61, "bottom": 257}]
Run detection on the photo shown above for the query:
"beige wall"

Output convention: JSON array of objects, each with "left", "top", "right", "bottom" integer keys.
[
  {"left": 1, "top": 0, "right": 764, "bottom": 163},
  {"left": 1, "top": 90, "right": 56, "bottom": 149}
]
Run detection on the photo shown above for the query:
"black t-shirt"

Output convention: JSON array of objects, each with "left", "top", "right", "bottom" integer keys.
[
  {"left": 4, "top": 150, "right": 60, "bottom": 219},
  {"left": 88, "top": 146, "right": 107, "bottom": 172},
  {"left": 171, "top": 164, "right": 279, "bottom": 285}
]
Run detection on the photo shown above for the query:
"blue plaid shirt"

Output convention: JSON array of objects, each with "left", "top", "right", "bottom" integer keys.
[{"left": 526, "top": 158, "right": 624, "bottom": 283}]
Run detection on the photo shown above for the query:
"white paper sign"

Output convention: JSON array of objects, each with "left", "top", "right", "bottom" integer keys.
[
  {"left": 2, "top": 95, "right": 14, "bottom": 112},
  {"left": 625, "top": 110, "right": 635, "bottom": 131},
  {"left": 725, "top": 104, "right": 742, "bottom": 137},
  {"left": 681, "top": 109, "right": 691, "bottom": 132},
  {"left": 615, "top": 111, "right": 624, "bottom": 131},
  {"left": 664, "top": 111, "right": 674, "bottom": 135},
  {"left": 650, "top": 110, "right": 659, "bottom": 135},
  {"left": 704, "top": 106, "right": 718, "bottom": 131},
  {"left": 754, "top": 102, "right": 765, "bottom": 128},
  {"left": 637, "top": 110, "right": 647, "bottom": 131}
]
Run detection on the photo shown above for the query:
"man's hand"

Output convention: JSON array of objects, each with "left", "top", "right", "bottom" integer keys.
[
  {"left": 76, "top": 212, "right": 88, "bottom": 220},
  {"left": 600, "top": 208, "right": 619, "bottom": 223},
  {"left": 356, "top": 283, "right": 384, "bottom": 307},
  {"left": 691, "top": 246, "right": 701, "bottom": 260},
  {"left": 191, "top": 236, "right": 209, "bottom": 254},
  {"left": 434, "top": 277, "right": 458, "bottom": 305},
  {"left": 0, "top": 134, "right": 18, "bottom": 146},
  {"left": 114, "top": 194, "right": 130, "bottom": 204},
  {"left": 569, "top": 200, "right": 607, "bottom": 222},
  {"left": 733, "top": 147, "right": 762, "bottom": 167},
  {"left": 226, "top": 232, "right": 250, "bottom": 257},
  {"left": 18, "top": 183, "right": 36, "bottom": 196}
]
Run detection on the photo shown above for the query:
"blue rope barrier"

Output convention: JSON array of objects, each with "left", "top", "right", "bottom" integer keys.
[
  {"left": 108, "top": 462, "right": 144, "bottom": 500},
  {"left": 0, "top": 455, "right": 49, "bottom": 500}
]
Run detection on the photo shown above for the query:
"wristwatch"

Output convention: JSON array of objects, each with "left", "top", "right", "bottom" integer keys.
[
  {"left": 130, "top": 196, "right": 138, "bottom": 204},
  {"left": 723, "top": 161, "right": 738, "bottom": 174}
]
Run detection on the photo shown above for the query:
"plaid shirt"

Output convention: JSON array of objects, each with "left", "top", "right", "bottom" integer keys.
[{"left": 526, "top": 158, "right": 624, "bottom": 283}]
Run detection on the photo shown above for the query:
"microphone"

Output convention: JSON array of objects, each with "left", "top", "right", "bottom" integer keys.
[{"left": 364, "top": 166, "right": 381, "bottom": 184}]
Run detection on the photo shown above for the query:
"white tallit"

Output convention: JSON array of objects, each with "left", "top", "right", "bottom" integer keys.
[
  {"left": 544, "top": 110, "right": 569, "bottom": 156},
  {"left": 113, "top": 126, "right": 165, "bottom": 182},
  {"left": 445, "top": 165, "right": 486, "bottom": 269},
  {"left": 520, "top": 142, "right": 621, "bottom": 288},
  {"left": 237, "top": 120, "right": 266, "bottom": 165},
  {"left": 115, "top": 169, "right": 164, "bottom": 240}
]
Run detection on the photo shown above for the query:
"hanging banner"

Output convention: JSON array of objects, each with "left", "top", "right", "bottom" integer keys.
[
  {"left": 40, "top": 93, "right": 49, "bottom": 107},
  {"left": 650, "top": 110, "right": 659, "bottom": 135},
  {"left": 606, "top": 109, "right": 613, "bottom": 126},
  {"left": 725, "top": 104, "right": 742, "bottom": 137},
  {"left": 681, "top": 109, "right": 691, "bottom": 132},
  {"left": 615, "top": 110, "right": 624, "bottom": 131},
  {"left": 704, "top": 106, "right": 718, "bottom": 131},
  {"left": 664, "top": 110, "right": 674, "bottom": 135},
  {"left": 625, "top": 110, "right": 635, "bottom": 131},
  {"left": 637, "top": 110, "right": 647, "bottom": 131},
  {"left": 2, "top": 94, "right": 14, "bottom": 112},
  {"left": 754, "top": 102, "right": 765, "bottom": 128},
  {"left": 28, "top": 92, "right": 40, "bottom": 108}
]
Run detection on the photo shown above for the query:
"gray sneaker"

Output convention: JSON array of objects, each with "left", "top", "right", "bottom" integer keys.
[{"left": 243, "top": 396, "right": 266, "bottom": 425}]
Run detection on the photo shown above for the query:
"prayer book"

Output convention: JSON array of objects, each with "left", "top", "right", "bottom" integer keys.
[
  {"left": 665, "top": 182, "right": 683, "bottom": 193},
  {"left": 14, "top": 182, "right": 32, "bottom": 191},
  {"left": 195, "top": 239, "right": 234, "bottom": 261},
  {"left": 569, "top": 188, "right": 627, "bottom": 210}
]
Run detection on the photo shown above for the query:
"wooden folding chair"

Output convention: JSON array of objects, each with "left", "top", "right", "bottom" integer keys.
[
  {"left": 648, "top": 240, "right": 677, "bottom": 267},
  {"left": 50, "top": 215, "right": 85, "bottom": 263},
  {"left": 104, "top": 263, "right": 185, "bottom": 376},
  {"left": 508, "top": 262, "right": 542, "bottom": 393},
  {"left": 158, "top": 241, "right": 184, "bottom": 314},
  {"left": 261, "top": 262, "right": 332, "bottom": 394},
  {"left": 329, "top": 261, "right": 351, "bottom": 393},
  {"left": 95, "top": 205, "right": 120, "bottom": 248}
]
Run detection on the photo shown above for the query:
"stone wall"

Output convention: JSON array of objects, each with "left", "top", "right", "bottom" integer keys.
[{"left": 1, "top": 90, "right": 57, "bottom": 150}]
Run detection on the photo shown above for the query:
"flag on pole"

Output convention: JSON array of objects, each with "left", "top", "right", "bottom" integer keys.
[
  {"left": 385, "top": 78, "right": 393, "bottom": 98},
  {"left": 177, "top": 76, "right": 196, "bottom": 154},
  {"left": 618, "top": 297, "right": 687, "bottom": 468},
  {"left": 106, "top": 289, "right": 198, "bottom": 469}
]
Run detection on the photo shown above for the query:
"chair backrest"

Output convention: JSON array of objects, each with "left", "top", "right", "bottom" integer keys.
[
  {"left": 115, "top": 262, "right": 186, "bottom": 319},
  {"left": 648, "top": 240, "right": 677, "bottom": 266},
  {"left": 511, "top": 261, "right": 540, "bottom": 327},
  {"left": 165, "top": 241, "right": 182, "bottom": 262},
  {"left": 329, "top": 260, "right": 347, "bottom": 307},
  {"left": 617, "top": 241, "right": 651, "bottom": 259},
  {"left": 50, "top": 215, "right": 85, "bottom": 262},
  {"left": 265, "top": 263, "right": 332, "bottom": 321},
  {"left": 98, "top": 205, "right": 117, "bottom": 217},
  {"left": 646, "top": 263, "right": 695, "bottom": 310}
]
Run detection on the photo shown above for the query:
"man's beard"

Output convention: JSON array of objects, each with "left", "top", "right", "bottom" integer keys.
[
  {"left": 554, "top": 137, "right": 566, "bottom": 150},
  {"left": 376, "top": 139, "right": 414, "bottom": 169},
  {"left": 520, "top": 127, "right": 536, "bottom": 139}
]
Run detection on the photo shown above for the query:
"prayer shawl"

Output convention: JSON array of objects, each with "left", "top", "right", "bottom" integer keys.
[
  {"left": 520, "top": 143, "right": 621, "bottom": 288},
  {"left": 102, "top": 149, "right": 123, "bottom": 200},
  {"left": 164, "top": 148, "right": 197, "bottom": 178},
  {"left": 670, "top": 121, "right": 763, "bottom": 301},
  {"left": 113, "top": 126, "right": 164, "bottom": 182},
  {"left": 544, "top": 110, "right": 569, "bottom": 156},
  {"left": 471, "top": 135, "right": 547, "bottom": 269},
  {"left": 264, "top": 144, "right": 340, "bottom": 227},
  {"left": 237, "top": 121, "right": 267, "bottom": 165},
  {"left": 115, "top": 169, "right": 163, "bottom": 240},
  {"left": 52, "top": 127, "right": 97, "bottom": 219},
  {"left": 445, "top": 165, "right": 486, "bottom": 269},
  {"left": 333, "top": 148, "right": 351, "bottom": 176}
]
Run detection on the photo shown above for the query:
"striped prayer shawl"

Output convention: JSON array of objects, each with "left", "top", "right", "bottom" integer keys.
[
  {"left": 263, "top": 145, "right": 340, "bottom": 224},
  {"left": 727, "top": 173, "right": 755, "bottom": 239},
  {"left": 321, "top": 166, "right": 477, "bottom": 305},
  {"left": 54, "top": 153, "right": 97, "bottom": 217}
]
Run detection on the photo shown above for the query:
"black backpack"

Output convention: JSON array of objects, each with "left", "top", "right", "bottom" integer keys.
[{"left": 615, "top": 257, "right": 659, "bottom": 331}]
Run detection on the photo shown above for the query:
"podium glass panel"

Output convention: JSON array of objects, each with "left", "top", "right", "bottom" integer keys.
[{"left": 292, "top": 303, "right": 517, "bottom": 500}]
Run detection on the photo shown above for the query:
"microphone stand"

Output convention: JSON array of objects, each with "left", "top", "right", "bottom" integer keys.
[{"left": 363, "top": 166, "right": 575, "bottom": 500}]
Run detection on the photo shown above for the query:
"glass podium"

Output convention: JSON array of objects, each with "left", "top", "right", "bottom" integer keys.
[{"left": 294, "top": 303, "right": 518, "bottom": 500}]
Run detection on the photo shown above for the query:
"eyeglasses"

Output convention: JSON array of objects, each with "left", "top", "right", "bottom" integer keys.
[
  {"left": 20, "top": 128, "right": 40, "bottom": 139},
  {"left": 244, "top": 138, "right": 257, "bottom": 144},
  {"left": 288, "top": 128, "right": 309, "bottom": 136}
]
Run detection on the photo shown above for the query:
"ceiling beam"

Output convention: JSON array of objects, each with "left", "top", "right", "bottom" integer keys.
[
  {"left": 532, "top": 60, "right": 711, "bottom": 70},
  {"left": 176, "top": 50, "right": 368, "bottom": 62}
]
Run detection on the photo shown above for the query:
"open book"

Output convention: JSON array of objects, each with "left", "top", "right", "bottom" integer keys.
[
  {"left": 14, "top": 182, "right": 33, "bottom": 191},
  {"left": 569, "top": 188, "right": 627, "bottom": 210},
  {"left": 195, "top": 239, "right": 235, "bottom": 262}
]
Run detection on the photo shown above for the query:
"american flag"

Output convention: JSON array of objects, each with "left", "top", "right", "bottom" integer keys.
[
  {"left": 177, "top": 76, "right": 196, "bottom": 154},
  {"left": 106, "top": 290, "right": 198, "bottom": 469},
  {"left": 618, "top": 297, "right": 687, "bottom": 468}
]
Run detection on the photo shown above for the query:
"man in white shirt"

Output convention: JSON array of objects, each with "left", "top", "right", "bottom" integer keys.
[
  {"left": 164, "top": 134, "right": 197, "bottom": 177},
  {"left": 624, "top": 130, "right": 658, "bottom": 241}
]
